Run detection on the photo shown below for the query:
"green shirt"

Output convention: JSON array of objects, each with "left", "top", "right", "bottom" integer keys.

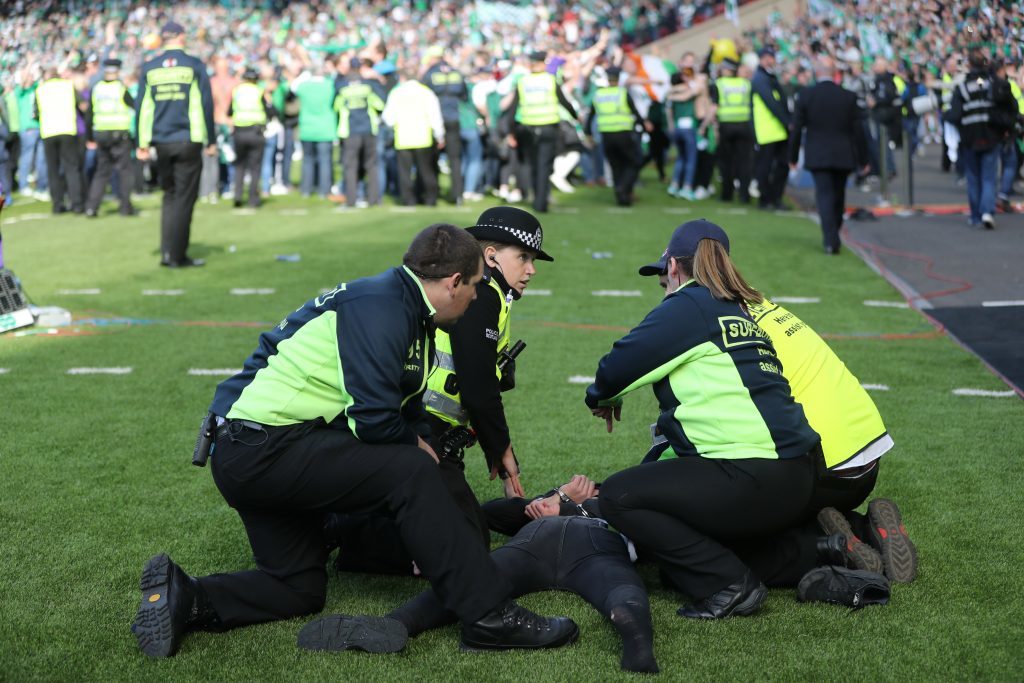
[{"left": 295, "top": 76, "right": 338, "bottom": 142}]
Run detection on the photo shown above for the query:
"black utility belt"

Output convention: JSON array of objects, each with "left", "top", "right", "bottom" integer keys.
[{"left": 216, "top": 418, "right": 266, "bottom": 440}]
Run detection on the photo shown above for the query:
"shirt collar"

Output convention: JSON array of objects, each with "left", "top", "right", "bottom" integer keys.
[
  {"left": 671, "top": 278, "right": 697, "bottom": 294},
  {"left": 401, "top": 265, "right": 437, "bottom": 317},
  {"left": 487, "top": 267, "right": 521, "bottom": 301}
]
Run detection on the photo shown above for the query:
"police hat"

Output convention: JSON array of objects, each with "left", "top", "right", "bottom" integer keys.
[
  {"left": 466, "top": 206, "right": 553, "bottom": 261},
  {"left": 638, "top": 219, "right": 730, "bottom": 276},
  {"left": 529, "top": 51, "right": 548, "bottom": 64},
  {"left": 242, "top": 66, "right": 259, "bottom": 80},
  {"left": 720, "top": 57, "right": 739, "bottom": 70},
  {"left": 103, "top": 58, "right": 122, "bottom": 71},
  {"left": 606, "top": 66, "right": 622, "bottom": 79}
]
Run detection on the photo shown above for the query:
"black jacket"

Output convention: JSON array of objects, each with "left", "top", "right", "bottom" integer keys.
[
  {"left": 751, "top": 66, "right": 791, "bottom": 129},
  {"left": 789, "top": 81, "right": 867, "bottom": 171},
  {"left": 948, "top": 70, "right": 1016, "bottom": 151}
]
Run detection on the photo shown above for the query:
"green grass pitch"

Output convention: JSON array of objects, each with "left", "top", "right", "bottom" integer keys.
[{"left": 1, "top": 180, "right": 1022, "bottom": 681}]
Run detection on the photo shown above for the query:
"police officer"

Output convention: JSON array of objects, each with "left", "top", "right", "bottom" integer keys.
[
  {"left": 335, "top": 57, "right": 386, "bottom": 208},
  {"left": 587, "top": 219, "right": 821, "bottom": 619},
  {"left": 228, "top": 67, "right": 272, "bottom": 208},
  {"left": 423, "top": 46, "right": 468, "bottom": 204},
  {"left": 587, "top": 67, "right": 646, "bottom": 207},
  {"left": 34, "top": 66, "right": 86, "bottom": 214},
  {"left": 85, "top": 59, "right": 136, "bottom": 218},
  {"left": 504, "top": 52, "right": 578, "bottom": 213},
  {"left": 130, "top": 224, "right": 578, "bottom": 658},
  {"left": 136, "top": 21, "right": 215, "bottom": 267},
  {"left": 712, "top": 59, "right": 754, "bottom": 204},
  {"left": 381, "top": 66, "right": 444, "bottom": 206},
  {"left": 751, "top": 47, "right": 790, "bottom": 210}
]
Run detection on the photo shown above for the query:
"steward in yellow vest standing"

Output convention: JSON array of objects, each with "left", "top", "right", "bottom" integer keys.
[
  {"left": 586, "top": 67, "right": 647, "bottom": 207},
  {"left": 712, "top": 59, "right": 754, "bottom": 204},
  {"left": 750, "top": 47, "right": 791, "bottom": 210},
  {"left": 395, "top": 207, "right": 551, "bottom": 551},
  {"left": 34, "top": 66, "right": 86, "bottom": 214},
  {"left": 503, "top": 51, "right": 578, "bottom": 213},
  {"left": 335, "top": 57, "right": 386, "bottom": 208},
  {"left": 228, "top": 67, "right": 272, "bottom": 208},
  {"left": 381, "top": 66, "right": 445, "bottom": 206},
  {"left": 85, "top": 59, "right": 137, "bottom": 217}
]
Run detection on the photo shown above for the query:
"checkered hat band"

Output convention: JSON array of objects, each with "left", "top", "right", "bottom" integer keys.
[{"left": 475, "top": 223, "right": 543, "bottom": 250}]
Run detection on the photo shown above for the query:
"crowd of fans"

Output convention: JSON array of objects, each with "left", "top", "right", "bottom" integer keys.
[{"left": 0, "top": 0, "right": 1021, "bottom": 214}]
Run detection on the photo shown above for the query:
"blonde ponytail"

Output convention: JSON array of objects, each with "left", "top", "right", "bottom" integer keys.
[{"left": 678, "top": 240, "right": 762, "bottom": 304}]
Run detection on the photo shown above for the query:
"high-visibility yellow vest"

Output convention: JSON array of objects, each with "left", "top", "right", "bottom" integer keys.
[
  {"left": 232, "top": 82, "right": 267, "bottom": 127},
  {"left": 941, "top": 72, "right": 954, "bottom": 112},
  {"left": 1010, "top": 80, "right": 1024, "bottom": 115},
  {"left": 747, "top": 299, "right": 890, "bottom": 467},
  {"left": 593, "top": 86, "right": 634, "bottom": 133},
  {"left": 393, "top": 82, "right": 436, "bottom": 150},
  {"left": 516, "top": 72, "right": 560, "bottom": 126},
  {"left": 752, "top": 88, "right": 787, "bottom": 145},
  {"left": 894, "top": 75, "right": 908, "bottom": 116},
  {"left": 424, "top": 277, "right": 511, "bottom": 426},
  {"left": 36, "top": 78, "right": 77, "bottom": 139},
  {"left": 716, "top": 76, "right": 752, "bottom": 123},
  {"left": 335, "top": 82, "right": 384, "bottom": 138},
  {"left": 91, "top": 80, "right": 132, "bottom": 132}
]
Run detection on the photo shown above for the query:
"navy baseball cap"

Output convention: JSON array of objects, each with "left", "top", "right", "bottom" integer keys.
[
  {"left": 161, "top": 21, "right": 185, "bottom": 36},
  {"left": 638, "top": 219, "right": 730, "bottom": 276}
]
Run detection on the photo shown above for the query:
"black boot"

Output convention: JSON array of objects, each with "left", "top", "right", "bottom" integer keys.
[
  {"left": 677, "top": 571, "right": 767, "bottom": 619},
  {"left": 816, "top": 533, "right": 848, "bottom": 566},
  {"left": 817, "top": 507, "right": 883, "bottom": 574},
  {"left": 131, "top": 554, "right": 219, "bottom": 657},
  {"left": 797, "top": 566, "right": 890, "bottom": 609},
  {"left": 460, "top": 600, "right": 578, "bottom": 651}
]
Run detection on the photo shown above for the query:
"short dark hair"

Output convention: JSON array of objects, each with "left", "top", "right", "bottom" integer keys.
[{"left": 403, "top": 223, "right": 482, "bottom": 281}]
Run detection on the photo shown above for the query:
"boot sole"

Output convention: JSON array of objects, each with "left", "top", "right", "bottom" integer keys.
[
  {"left": 817, "top": 508, "right": 884, "bottom": 574},
  {"left": 297, "top": 615, "right": 408, "bottom": 653},
  {"left": 868, "top": 499, "right": 918, "bottom": 583},
  {"left": 460, "top": 623, "right": 580, "bottom": 652},
  {"left": 132, "top": 554, "right": 177, "bottom": 658}
]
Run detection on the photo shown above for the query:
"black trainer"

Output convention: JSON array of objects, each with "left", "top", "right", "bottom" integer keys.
[
  {"left": 867, "top": 498, "right": 918, "bottom": 583},
  {"left": 677, "top": 571, "right": 767, "bottom": 619},
  {"left": 460, "top": 600, "right": 579, "bottom": 651},
  {"left": 131, "top": 554, "right": 198, "bottom": 658},
  {"left": 297, "top": 615, "right": 408, "bottom": 653},
  {"left": 817, "top": 507, "right": 884, "bottom": 574},
  {"left": 797, "top": 566, "right": 890, "bottom": 609}
]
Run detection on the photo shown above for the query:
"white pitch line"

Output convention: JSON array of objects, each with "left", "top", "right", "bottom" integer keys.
[
  {"left": 952, "top": 388, "right": 1016, "bottom": 398},
  {"left": 67, "top": 367, "right": 133, "bottom": 375},
  {"left": 188, "top": 368, "right": 238, "bottom": 376},
  {"left": 864, "top": 300, "right": 909, "bottom": 309},
  {"left": 773, "top": 296, "right": 821, "bottom": 304},
  {"left": 982, "top": 300, "right": 1024, "bottom": 308},
  {"left": 552, "top": 207, "right": 579, "bottom": 214},
  {"left": 388, "top": 207, "right": 418, "bottom": 214},
  {"left": 0, "top": 368, "right": 9, "bottom": 374},
  {"left": 592, "top": 290, "right": 642, "bottom": 297},
  {"left": 57, "top": 288, "right": 101, "bottom": 295},
  {"left": 719, "top": 208, "right": 749, "bottom": 215},
  {"left": 3, "top": 213, "right": 50, "bottom": 224},
  {"left": 861, "top": 383, "right": 890, "bottom": 391},
  {"left": 232, "top": 208, "right": 257, "bottom": 216},
  {"left": 605, "top": 207, "right": 632, "bottom": 214},
  {"left": 522, "top": 289, "right": 552, "bottom": 296},
  {"left": 567, "top": 375, "right": 595, "bottom": 384},
  {"left": 230, "top": 288, "right": 276, "bottom": 295},
  {"left": 662, "top": 207, "right": 692, "bottom": 215},
  {"left": 279, "top": 209, "right": 309, "bottom": 216},
  {"left": 142, "top": 289, "right": 186, "bottom": 296}
]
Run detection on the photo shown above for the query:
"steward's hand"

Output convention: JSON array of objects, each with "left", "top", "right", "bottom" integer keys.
[
  {"left": 204, "top": 144, "right": 218, "bottom": 157},
  {"left": 525, "top": 496, "right": 560, "bottom": 519},
  {"left": 86, "top": 141, "right": 98, "bottom": 151},
  {"left": 136, "top": 147, "right": 150, "bottom": 161},
  {"left": 417, "top": 436, "right": 440, "bottom": 464},
  {"left": 591, "top": 405, "right": 622, "bottom": 433},
  {"left": 490, "top": 445, "right": 524, "bottom": 498},
  {"left": 506, "top": 133, "right": 518, "bottom": 149}
]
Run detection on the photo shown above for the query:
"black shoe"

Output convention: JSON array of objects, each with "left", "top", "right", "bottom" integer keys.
[
  {"left": 297, "top": 615, "right": 408, "bottom": 653},
  {"left": 460, "top": 600, "right": 579, "bottom": 651},
  {"left": 131, "top": 554, "right": 197, "bottom": 658},
  {"left": 233, "top": 200, "right": 243, "bottom": 208},
  {"left": 677, "top": 571, "right": 767, "bottom": 619},
  {"left": 817, "top": 507, "right": 883, "bottom": 574},
  {"left": 120, "top": 207, "right": 139, "bottom": 217},
  {"left": 52, "top": 206, "right": 68, "bottom": 215},
  {"left": 824, "top": 245, "right": 841, "bottom": 255},
  {"left": 867, "top": 498, "right": 918, "bottom": 583},
  {"left": 816, "top": 533, "right": 848, "bottom": 566},
  {"left": 160, "top": 257, "right": 206, "bottom": 268},
  {"left": 797, "top": 566, "right": 890, "bottom": 609}
]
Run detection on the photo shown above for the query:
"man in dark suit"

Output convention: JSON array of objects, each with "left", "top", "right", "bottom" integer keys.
[{"left": 789, "top": 56, "right": 868, "bottom": 254}]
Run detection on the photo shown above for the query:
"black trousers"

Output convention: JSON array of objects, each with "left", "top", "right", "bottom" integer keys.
[
  {"left": 732, "top": 457, "right": 880, "bottom": 588},
  {"left": 811, "top": 169, "right": 850, "bottom": 251},
  {"left": 396, "top": 147, "right": 438, "bottom": 206},
  {"left": 599, "top": 450, "right": 816, "bottom": 601},
  {"left": 154, "top": 142, "right": 203, "bottom": 264},
  {"left": 389, "top": 516, "right": 652, "bottom": 663},
  {"left": 441, "top": 121, "right": 463, "bottom": 200},
  {"left": 43, "top": 134, "right": 84, "bottom": 212},
  {"left": 202, "top": 420, "right": 509, "bottom": 629},
  {"left": 718, "top": 122, "right": 754, "bottom": 202},
  {"left": 232, "top": 126, "right": 264, "bottom": 206},
  {"left": 342, "top": 134, "right": 379, "bottom": 206},
  {"left": 86, "top": 131, "right": 134, "bottom": 214},
  {"left": 516, "top": 124, "right": 558, "bottom": 212},
  {"left": 602, "top": 131, "right": 641, "bottom": 206},
  {"left": 755, "top": 139, "right": 789, "bottom": 207}
]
